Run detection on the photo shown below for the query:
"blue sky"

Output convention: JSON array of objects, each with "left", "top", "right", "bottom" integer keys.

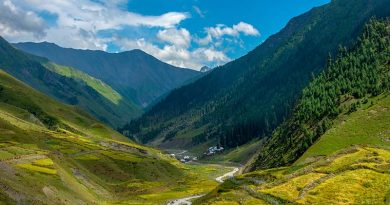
[{"left": 0, "top": 0, "right": 329, "bottom": 70}]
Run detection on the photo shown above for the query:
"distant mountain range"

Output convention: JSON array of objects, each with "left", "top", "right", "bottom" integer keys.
[
  {"left": 13, "top": 42, "right": 200, "bottom": 108},
  {"left": 120, "top": 0, "right": 390, "bottom": 153},
  {"left": 0, "top": 36, "right": 143, "bottom": 127},
  {"left": 0, "top": 36, "right": 199, "bottom": 127}
]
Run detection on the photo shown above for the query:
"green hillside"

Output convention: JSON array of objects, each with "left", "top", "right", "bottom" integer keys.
[
  {"left": 0, "top": 37, "right": 141, "bottom": 127},
  {"left": 247, "top": 19, "right": 390, "bottom": 171},
  {"left": 296, "top": 93, "right": 390, "bottom": 165},
  {"left": 196, "top": 94, "right": 390, "bottom": 204},
  {"left": 121, "top": 0, "right": 390, "bottom": 157},
  {"left": 14, "top": 42, "right": 200, "bottom": 107},
  {"left": 44, "top": 62, "right": 123, "bottom": 105},
  {"left": 196, "top": 146, "right": 390, "bottom": 205},
  {"left": 0, "top": 70, "right": 222, "bottom": 204}
]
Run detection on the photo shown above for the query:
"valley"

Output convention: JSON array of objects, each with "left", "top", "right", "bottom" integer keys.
[
  {"left": 0, "top": 70, "right": 234, "bottom": 204},
  {"left": 0, "top": 0, "right": 389, "bottom": 204},
  {"left": 121, "top": 0, "right": 390, "bottom": 155}
]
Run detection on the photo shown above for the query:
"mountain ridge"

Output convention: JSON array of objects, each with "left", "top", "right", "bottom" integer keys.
[
  {"left": 195, "top": 18, "right": 390, "bottom": 205},
  {"left": 14, "top": 41, "right": 200, "bottom": 107},
  {"left": 245, "top": 18, "right": 390, "bottom": 171},
  {"left": 120, "top": 0, "right": 390, "bottom": 154},
  {"left": 0, "top": 36, "right": 141, "bottom": 127}
]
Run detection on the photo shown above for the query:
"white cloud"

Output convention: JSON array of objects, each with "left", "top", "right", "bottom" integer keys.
[
  {"left": 0, "top": 0, "right": 259, "bottom": 70},
  {"left": 193, "top": 6, "right": 205, "bottom": 18},
  {"left": 1, "top": 0, "right": 189, "bottom": 49},
  {"left": 116, "top": 37, "right": 230, "bottom": 70},
  {"left": 193, "top": 48, "right": 230, "bottom": 64},
  {"left": 233, "top": 22, "right": 260, "bottom": 36},
  {"left": 207, "top": 24, "right": 239, "bottom": 38},
  {"left": 20, "top": 0, "right": 188, "bottom": 29},
  {"left": 0, "top": 0, "right": 46, "bottom": 40},
  {"left": 197, "top": 22, "right": 260, "bottom": 45},
  {"left": 157, "top": 28, "right": 191, "bottom": 48}
]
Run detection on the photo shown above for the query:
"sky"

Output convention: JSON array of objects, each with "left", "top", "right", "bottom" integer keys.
[{"left": 0, "top": 0, "right": 330, "bottom": 70}]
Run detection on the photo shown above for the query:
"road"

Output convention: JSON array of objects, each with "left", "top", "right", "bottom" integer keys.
[
  {"left": 167, "top": 167, "right": 240, "bottom": 205},
  {"left": 215, "top": 168, "right": 240, "bottom": 183},
  {"left": 167, "top": 195, "right": 205, "bottom": 205}
]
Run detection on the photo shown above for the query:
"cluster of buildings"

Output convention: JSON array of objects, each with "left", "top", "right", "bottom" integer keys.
[
  {"left": 204, "top": 146, "right": 224, "bottom": 156},
  {"left": 169, "top": 145, "right": 225, "bottom": 164},
  {"left": 170, "top": 154, "right": 197, "bottom": 163}
]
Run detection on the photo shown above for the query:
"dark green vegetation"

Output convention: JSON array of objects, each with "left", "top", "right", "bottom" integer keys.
[
  {"left": 120, "top": 0, "right": 390, "bottom": 155},
  {"left": 0, "top": 70, "right": 222, "bottom": 204},
  {"left": 247, "top": 19, "right": 390, "bottom": 171},
  {"left": 0, "top": 37, "right": 141, "bottom": 127},
  {"left": 14, "top": 42, "right": 200, "bottom": 108},
  {"left": 296, "top": 93, "right": 390, "bottom": 165}
]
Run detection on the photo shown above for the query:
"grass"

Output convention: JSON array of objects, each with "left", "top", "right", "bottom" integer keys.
[
  {"left": 108, "top": 164, "right": 230, "bottom": 204},
  {"left": 261, "top": 173, "right": 326, "bottom": 200},
  {"left": 197, "top": 146, "right": 390, "bottom": 205},
  {"left": 44, "top": 62, "right": 123, "bottom": 105},
  {"left": 197, "top": 95, "right": 390, "bottom": 205},
  {"left": 0, "top": 69, "right": 227, "bottom": 204},
  {"left": 198, "top": 189, "right": 268, "bottom": 205},
  {"left": 42, "top": 62, "right": 143, "bottom": 127},
  {"left": 16, "top": 163, "right": 57, "bottom": 175},
  {"left": 204, "top": 140, "right": 262, "bottom": 165},
  {"left": 300, "top": 169, "right": 390, "bottom": 204},
  {"left": 296, "top": 94, "right": 390, "bottom": 164},
  {"left": 33, "top": 158, "right": 54, "bottom": 166},
  {"left": 0, "top": 150, "right": 14, "bottom": 160}
]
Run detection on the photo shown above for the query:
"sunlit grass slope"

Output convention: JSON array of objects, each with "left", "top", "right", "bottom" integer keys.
[
  {"left": 297, "top": 93, "right": 390, "bottom": 164},
  {"left": 196, "top": 146, "right": 390, "bottom": 205},
  {"left": 196, "top": 93, "right": 390, "bottom": 205},
  {"left": 0, "top": 36, "right": 142, "bottom": 127},
  {"left": 44, "top": 62, "right": 124, "bottom": 105},
  {"left": 0, "top": 70, "right": 220, "bottom": 204}
]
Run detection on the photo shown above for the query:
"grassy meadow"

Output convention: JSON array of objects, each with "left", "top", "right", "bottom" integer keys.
[
  {"left": 196, "top": 94, "right": 390, "bottom": 205},
  {"left": 0, "top": 70, "right": 229, "bottom": 204}
]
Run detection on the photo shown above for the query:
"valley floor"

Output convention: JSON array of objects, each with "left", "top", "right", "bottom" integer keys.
[{"left": 167, "top": 166, "right": 240, "bottom": 205}]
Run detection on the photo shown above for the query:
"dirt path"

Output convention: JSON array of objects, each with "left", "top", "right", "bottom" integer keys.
[
  {"left": 215, "top": 168, "right": 239, "bottom": 183},
  {"left": 3, "top": 154, "right": 46, "bottom": 164},
  {"left": 167, "top": 195, "right": 205, "bottom": 205},
  {"left": 166, "top": 167, "right": 240, "bottom": 205}
]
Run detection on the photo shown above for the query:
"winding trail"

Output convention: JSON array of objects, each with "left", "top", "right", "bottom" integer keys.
[
  {"left": 215, "top": 168, "right": 239, "bottom": 183},
  {"left": 167, "top": 167, "right": 240, "bottom": 205},
  {"left": 167, "top": 195, "right": 205, "bottom": 205}
]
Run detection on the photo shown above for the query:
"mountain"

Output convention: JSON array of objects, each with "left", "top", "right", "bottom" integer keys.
[
  {"left": 13, "top": 42, "right": 200, "bottom": 107},
  {"left": 0, "top": 36, "right": 141, "bottom": 127},
  {"left": 245, "top": 19, "right": 390, "bottom": 171},
  {"left": 200, "top": 66, "right": 212, "bottom": 73},
  {"left": 0, "top": 69, "right": 221, "bottom": 204},
  {"left": 120, "top": 0, "right": 390, "bottom": 152},
  {"left": 195, "top": 19, "right": 390, "bottom": 205}
]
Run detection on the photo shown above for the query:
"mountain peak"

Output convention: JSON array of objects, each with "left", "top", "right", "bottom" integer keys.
[
  {"left": 200, "top": 66, "right": 212, "bottom": 72},
  {"left": 13, "top": 41, "right": 200, "bottom": 108}
]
